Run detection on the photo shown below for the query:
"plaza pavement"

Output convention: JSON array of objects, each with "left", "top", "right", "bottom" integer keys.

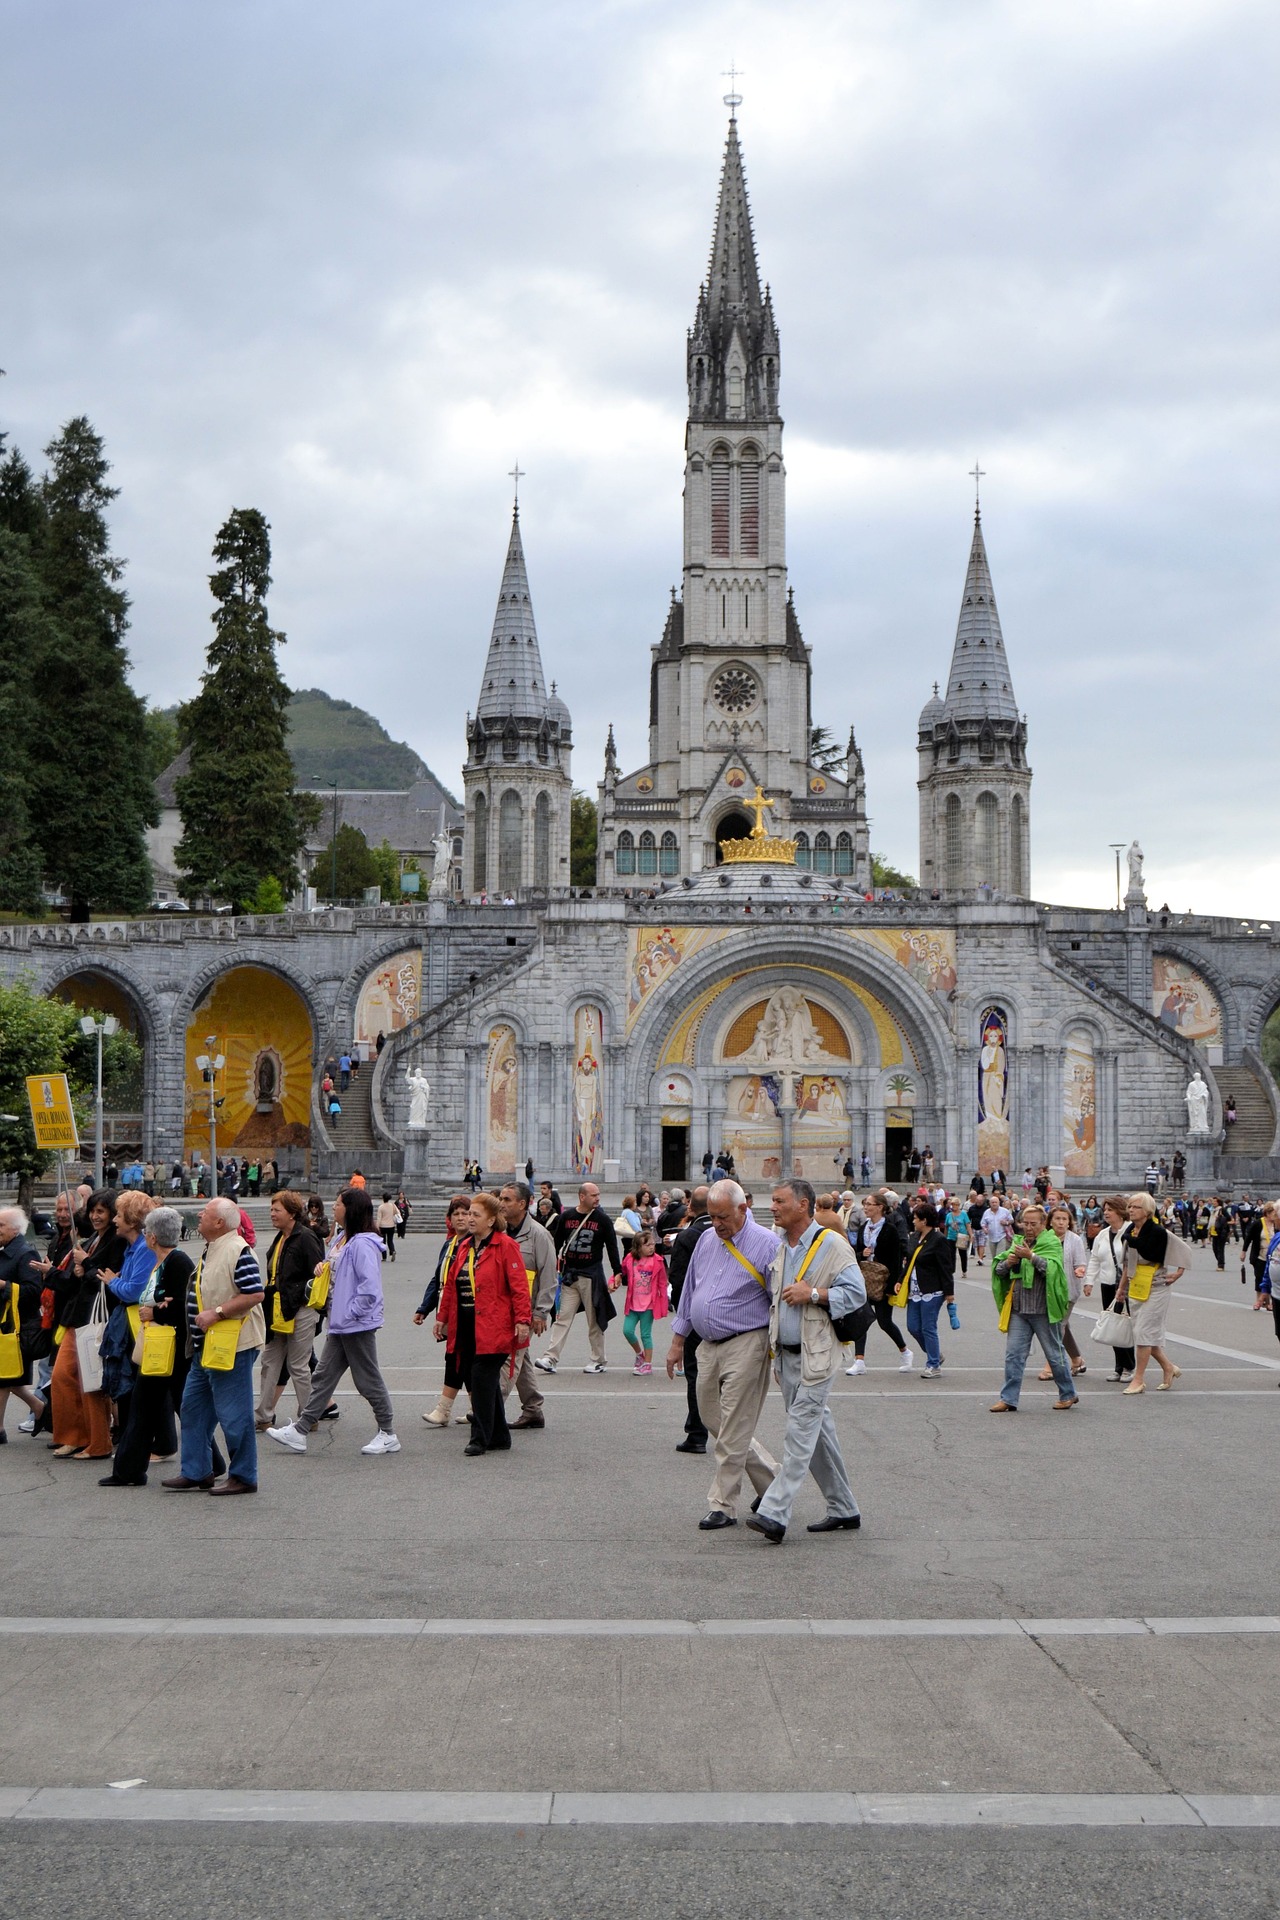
[{"left": 1, "top": 1223, "right": 1277, "bottom": 1915}]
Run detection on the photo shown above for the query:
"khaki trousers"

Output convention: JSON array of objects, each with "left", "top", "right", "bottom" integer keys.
[
  {"left": 504, "top": 1348, "right": 543, "bottom": 1415},
  {"left": 544, "top": 1278, "right": 606, "bottom": 1366},
  {"left": 695, "top": 1326, "right": 777, "bottom": 1515},
  {"left": 256, "top": 1306, "right": 319, "bottom": 1419}
]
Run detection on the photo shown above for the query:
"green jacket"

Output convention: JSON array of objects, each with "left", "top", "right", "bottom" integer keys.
[{"left": 992, "top": 1229, "right": 1070, "bottom": 1323}]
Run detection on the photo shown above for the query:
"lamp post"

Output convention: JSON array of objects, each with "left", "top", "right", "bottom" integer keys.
[
  {"left": 330, "top": 783, "right": 339, "bottom": 904},
  {"left": 193, "top": 1034, "right": 225, "bottom": 1198},
  {"left": 1109, "top": 843, "right": 1125, "bottom": 912},
  {"left": 79, "top": 1013, "right": 119, "bottom": 1190}
]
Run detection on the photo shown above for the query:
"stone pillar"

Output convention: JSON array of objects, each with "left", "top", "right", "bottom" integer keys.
[{"left": 779, "top": 1108, "right": 794, "bottom": 1179}]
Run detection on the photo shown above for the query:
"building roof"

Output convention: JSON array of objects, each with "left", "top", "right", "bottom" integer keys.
[
  {"left": 474, "top": 508, "right": 553, "bottom": 724},
  {"left": 154, "top": 745, "right": 191, "bottom": 808},
  {"left": 934, "top": 509, "right": 1020, "bottom": 727},
  {"left": 302, "top": 778, "right": 462, "bottom": 856}
]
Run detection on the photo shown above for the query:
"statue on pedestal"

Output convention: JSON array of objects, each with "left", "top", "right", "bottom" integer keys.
[
  {"left": 1184, "top": 1069, "right": 1211, "bottom": 1137},
  {"left": 428, "top": 830, "right": 453, "bottom": 900},
  {"left": 1126, "top": 839, "right": 1146, "bottom": 901},
  {"left": 405, "top": 1065, "right": 432, "bottom": 1131}
]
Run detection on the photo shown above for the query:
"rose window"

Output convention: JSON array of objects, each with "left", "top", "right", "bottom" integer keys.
[{"left": 712, "top": 667, "right": 758, "bottom": 714}]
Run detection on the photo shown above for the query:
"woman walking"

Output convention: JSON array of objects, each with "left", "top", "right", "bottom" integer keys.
[
  {"left": 49, "top": 1189, "right": 126, "bottom": 1461},
  {"left": 435, "top": 1191, "right": 529, "bottom": 1456},
  {"left": 1115, "top": 1191, "right": 1187, "bottom": 1394},
  {"left": 256, "top": 1190, "right": 326, "bottom": 1430},
  {"left": 101, "top": 1206, "right": 191, "bottom": 1487},
  {"left": 902, "top": 1200, "right": 955, "bottom": 1379},
  {"left": 267, "top": 1186, "right": 400, "bottom": 1455},
  {"left": 416, "top": 1194, "right": 474, "bottom": 1427},
  {"left": 1040, "top": 1205, "right": 1089, "bottom": 1378},
  {"left": 1083, "top": 1195, "right": 1135, "bottom": 1380},
  {"left": 989, "top": 1204, "right": 1079, "bottom": 1412},
  {"left": 845, "top": 1190, "right": 910, "bottom": 1374}
]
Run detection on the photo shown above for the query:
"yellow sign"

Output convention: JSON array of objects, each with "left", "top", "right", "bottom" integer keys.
[{"left": 25, "top": 1074, "right": 80, "bottom": 1152}]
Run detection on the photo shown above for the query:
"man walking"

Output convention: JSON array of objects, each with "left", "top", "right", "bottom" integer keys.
[
  {"left": 498, "top": 1181, "right": 557, "bottom": 1428},
  {"left": 746, "top": 1181, "right": 864, "bottom": 1545},
  {"left": 665, "top": 1180, "right": 780, "bottom": 1530},
  {"left": 535, "top": 1182, "right": 621, "bottom": 1374},
  {"left": 163, "top": 1196, "right": 265, "bottom": 1495},
  {"left": 668, "top": 1186, "right": 713, "bottom": 1455}
]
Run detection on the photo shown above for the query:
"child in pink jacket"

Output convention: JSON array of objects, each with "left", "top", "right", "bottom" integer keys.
[{"left": 620, "top": 1230, "right": 669, "bottom": 1376}]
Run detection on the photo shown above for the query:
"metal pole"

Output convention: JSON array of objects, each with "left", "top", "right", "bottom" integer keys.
[
  {"left": 1109, "top": 843, "right": 1124, "bottom": 912},
  {"left": 207, "top": 1034, "right": 218, "bottom": 1197},
  {"left": 331, "top": 784, "right": 338, "bottom": 903},
  {"left": 94, "top": 1023, "right": 104, "bottom": 1191}
]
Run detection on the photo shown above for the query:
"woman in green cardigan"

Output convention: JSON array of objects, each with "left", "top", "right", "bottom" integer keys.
[{"left": 989, "top": 1204, "right": 1080, "bottom": 1412}]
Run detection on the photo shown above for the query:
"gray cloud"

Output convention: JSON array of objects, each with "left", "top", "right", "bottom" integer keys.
[{"left": 3, "top": 0, "right": 1276, "bottom": 910}]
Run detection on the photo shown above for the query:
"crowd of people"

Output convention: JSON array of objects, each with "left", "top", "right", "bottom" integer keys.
[{"left": 1, "top": 1158, "right": 1275, "bottom": 1527}]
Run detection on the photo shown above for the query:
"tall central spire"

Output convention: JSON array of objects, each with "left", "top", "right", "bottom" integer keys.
[
  {"left": 688, "top": 112, "right": 779, "bottom": 422},
  {"left": 940, "top": 507, "right": 1020, "bottom": 725},
  {"left": 474, "top": 506, "right": 548, "bottom": 723}
]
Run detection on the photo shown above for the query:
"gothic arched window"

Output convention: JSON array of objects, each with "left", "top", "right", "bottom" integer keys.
[
  {"left": 534, "top": 791, "right": 551, "bottom": 888},
  {"left": 498, "top": 789, "right": 523, "bottom": 895},
  {"left": 814, "top": 831, "right": 833, "bottom": 875},
  {"left": 793, "top": 831, "right": 811, "bottom": 870},
  {"left": 739, "top": 444, "right": 760, "bottom": 557},
  {"left": 637, "top": 831, "right": 658, "bottom": 877},
  {"left": 710, "top": 446, "right": 730, "bottom": 557},
  {"left": 502, "top": 724, "right": 519, "bottom": 763},
  {"left": 659, "top": 831, "right": 679, "bottom": 877},
  {"left": 472, "top": 792, "right": 488, "bottom": 893},
  {"left": 976, "top": 791, "right": 999, "bottom": 885},
  {"left": 835, "top": 831, "right": 853, "bottom": 876},
  {"left": 616, "top": 831, "right": 635, "bottom": 876},
  {"left": 944, "top": 793, "right": 962, "bottom": 889},
  {"left": 1010, "top": 794, "right": 1026, "bottom": 895}
]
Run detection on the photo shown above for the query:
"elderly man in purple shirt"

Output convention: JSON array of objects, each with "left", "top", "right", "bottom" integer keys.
[{"left": 666, "top": 1180, "right": 780, "bottom": 1531}]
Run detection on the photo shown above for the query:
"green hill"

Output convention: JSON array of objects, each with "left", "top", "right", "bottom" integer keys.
[{"left": 286, "top": 690, "right": 450, "bottom": 793}]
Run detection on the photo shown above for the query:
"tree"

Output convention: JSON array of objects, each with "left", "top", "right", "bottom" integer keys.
[
  {"left": 0, "top": 528, "right": 50, "bottom": 913},
  {"left": 175, "top": 509, "right": 321, "bottom": 908},
  {"left": 143, "top": 705, "right": 180, "bottom": 781},
  {"left": 872, "top": 852, "right": 917, "bottom": 890},
  {"left": 245, "top": 875, "right": 286, "bottom": 915},
  {"left": 32, "top": 419, "right": 156, "bottom": 919},
  {"left": 0, "top": 979, "right": 81, "bottom": 1205},
  {"left": 310, "top": 823, "right": 378, "bottom": 901},
  {"left": 369, "top": 838, "right": 403, "bottom": 899},
  {"left": 571, "top": 791, "right": 598, "bottom": 888},
  {"left": 809, "top": 725, "right": 848, "bottom": 774}
]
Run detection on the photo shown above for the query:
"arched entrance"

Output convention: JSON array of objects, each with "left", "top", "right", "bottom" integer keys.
[
  {"left": 183, "top": 966, "right": 315, "bottom": 1178},
  {"left": 714, "top": 812, "right": 751, "bottom": 863},
  {"left": 49, "top": 969, "right": 148, "bottom": 1167}
]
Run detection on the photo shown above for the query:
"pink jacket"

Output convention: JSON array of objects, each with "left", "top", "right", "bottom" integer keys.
[{"left": 621, "top": 1252, "right": 669, "bottom": 1318}]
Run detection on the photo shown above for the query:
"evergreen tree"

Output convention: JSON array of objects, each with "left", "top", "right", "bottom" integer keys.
[
  {"left": 32, "top": 419, "right": 155, "bottom": 919},
  {"left": 0, "top": 447, "right": 50, "bottom": 911},
  {"left": 570, "top": 791, "right": 597, "bottom": 888},
  {"left": 175, "top": 509, "right": 321, "bottom": 908},
  {"left": 309, "top": 823, "right": 378, "bottom": 901}
]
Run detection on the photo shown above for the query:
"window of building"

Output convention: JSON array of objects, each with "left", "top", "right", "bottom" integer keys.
[
  {"left": 979, "top": 727, "right": 995, "bottom": 764},
  {"left": 536, "top": 727, "right": 549, "bottom": 765},
  {"left": 794, "top": 831, "right": 811, "bottom": 869},
  {"left": 498, "top": 789, "right": 523, "bottom": 895},
  {"left": 502, "top": 724, "right": 518, "bottom": 763},
  {"left": 835, "top": 831, "right": 853, "bottom": 876},
  {"left": 616, "top": 830, "right": 635, "bottom": 876},
  {"left": 659, "top": 831, "right": 679, "bottom": 877},
  {"left": 944, "top": 793, "right": 962, "bottom": 889},
  {"left": 710, "top": 447, "right": 730, "bottom": 556},
  {"left": 534, "top": 791, "right": 550, "bottom": 888},
  {"left": 637, "top": 830, "right": 658, "bottom": 877},
  {"left": 976, "top": 791, "right": 999, "bottom": 884},
  {"left": 739, "top": 447, "right": 760, "bottom": 557},
  {"left": 814, "top": 831, "right": 833, "bottom": 875},
  {"left": 472, "top": 792, "right": 488, "bottom": 893},
  {"left": 1010, "top": 794, "right": 1026, "bottom": 895},
  {"left": 727, "top": 366, "right": 743, "bottom": 412}
]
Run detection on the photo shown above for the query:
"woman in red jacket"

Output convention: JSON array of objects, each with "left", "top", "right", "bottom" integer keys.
[{"left": 436, "top": 1191, "right": 530, "bottom": 1456}]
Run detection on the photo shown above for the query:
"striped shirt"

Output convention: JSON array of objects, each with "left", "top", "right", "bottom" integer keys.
[
  {"left": 671, "top": 1213, "right": 780, "bottom": 1343},
  {"left": 186, "top": 1243, "right": 262, "bottom": 1351}
]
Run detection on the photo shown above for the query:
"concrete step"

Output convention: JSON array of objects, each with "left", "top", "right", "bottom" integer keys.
[
  {"left": 1216, "top": 1065, "right": 1276, "bottom": 1155},
  {"left": 324, "top": 1071, "right": 377, "bottom": 1153}
]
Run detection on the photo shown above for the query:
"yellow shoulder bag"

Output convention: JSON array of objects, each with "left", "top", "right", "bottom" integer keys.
[
  {"left": 268, "top": 1239, "right": 295, "bottom": 1333},
  {"left": 889, "top": 1245, "right": 918, "bottom": 1311},
  {"left": 195, "top": 1273, "right": 241, "bottom": 1371},
  {"left": 140, "top": 1322, "right": 176, "bottom": 1377},
  {"left": 306, "top": 1261, "right": 331, "bottom": 1311},
  {"left": 0, "top": 1292, "right": 21, "bottom": 1378}
]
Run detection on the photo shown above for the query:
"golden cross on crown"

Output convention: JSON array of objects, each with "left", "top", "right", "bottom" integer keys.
[{"left": 746, "top": 784, "right": 775, "bottom": 838}]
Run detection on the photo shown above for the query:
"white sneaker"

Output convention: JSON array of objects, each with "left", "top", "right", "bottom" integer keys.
[
  {"left": 845, "top": 1357, "right": 866, "bottom": 1376},
  {"left": 533, "top": 1356, "right": 557, "bottom": 1374},
  {"left": 267, "top": 1422, "right": 306, "bottom": 1452},
  {"left": 361, "top": 1431, "right": 401, "bottom": 1455},
  {"left": 898, "top": 1352, "right": 914, "bottom": 1371},
  {"left": 18, "top": 1415, "right": 35, "bottom": 1434},
  {"left": 921, "top": 1364, "right": 939, "bottom": 1378},
  {"left": 582, "top": 1360, "right": 606, "bottom": 1374}
]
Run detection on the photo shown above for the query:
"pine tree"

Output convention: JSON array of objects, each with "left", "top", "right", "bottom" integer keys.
[
  {"left": 0, "top": 446, "right": 50, "bottom": 912},
  {"left": 175, "top": 508, "right": 321, "bottom": 907},
  {"left": 33, "top": 419, "right": 155, "bottom": 919}
]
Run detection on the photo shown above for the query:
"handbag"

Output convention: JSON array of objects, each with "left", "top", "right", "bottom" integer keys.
[
  {"left": 270, "top": 1293, "right": 296, "bottom": 1334},
  {"left": 1090, "top": 1302, "right": 1134, "bottom": 1348},
  {"left": 75, "top": 1286, "right": 110, "bottom": 1393},
  {"left": 860, "top": 1258, "right": 889, "bottom": 1304},
  {"left": 140, "top": 1322, "right": 176, "bottom": 1377},
  {"left": 0, "top": 1293, "right": 22, "bottom": 1378},
  {"left": 997, "top": 1286, "right": 1013, "bottom": 1333},
  {"left": 194, "top": 1278, "right": 241, "bottom": 1371},
  {"left": 306, "top": 1262, "right": 331, "bottom": 1311}
]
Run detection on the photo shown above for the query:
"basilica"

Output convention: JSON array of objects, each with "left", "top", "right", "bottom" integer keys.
[{"left": 6, "top": 114, "right": 1276, "bottom": 1196}]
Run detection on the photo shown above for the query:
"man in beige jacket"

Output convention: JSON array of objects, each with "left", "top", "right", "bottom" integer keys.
[{"left": 163, "top": 1197, "right": 265, "bottom": 1496}]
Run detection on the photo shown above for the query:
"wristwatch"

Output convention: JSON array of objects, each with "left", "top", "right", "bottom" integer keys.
[{"left": 811, "top": 1285, "right": 821, "bottom": 1303}]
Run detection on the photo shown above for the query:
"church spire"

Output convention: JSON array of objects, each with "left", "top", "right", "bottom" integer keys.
[
  {"left": 473, "top": 505, "right": 549, "bottom": 723},
  {"left": 935, "top": 505, "right": 1020, "bottom": 727},
  {"left": 688, "top": 111, "right": 779, "bottom": 421}
]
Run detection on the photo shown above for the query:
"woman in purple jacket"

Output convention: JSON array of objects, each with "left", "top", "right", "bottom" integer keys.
[{"left": 266, "top": 1187, "right": 400, "bottom": 1456}]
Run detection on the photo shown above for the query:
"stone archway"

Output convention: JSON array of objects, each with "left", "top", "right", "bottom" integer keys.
[
  {"left": 182, "top": 965, "right": 315, "bottom": 1174},
  {"left": 714, "top": 812, "right": 752, "bottom": 863},
  {"left": 48, "top": 967, "right": 151, "bottom": 1166}
]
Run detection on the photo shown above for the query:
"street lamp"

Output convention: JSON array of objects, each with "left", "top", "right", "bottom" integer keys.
[
  {"left": 79, "top": 1013, "right": 119, "bottom": 1190},
  {"left": 1108, "top": 843, "right": 1125, "bottom": 912},
  {"left": 193, "top": 1033, "right": 225, "bottom": 1198}
]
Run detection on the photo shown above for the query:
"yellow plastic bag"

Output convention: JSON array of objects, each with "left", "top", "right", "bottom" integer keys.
[
  {"left": 0, "top": 1295, "right": 21, "bottom": 1378},
  {"left": 270, "top": 1293, "right": 295, "bottom": 1334},
  {"left": 200, "top": 1315, "right": 240, "bottom": 1370},
  {"left": 140, "top": 1322, "right": 176, "bottom": 1377},
  {"left": 998, "top": 1287, "right": 1013, "bottom": 1333},
  {"left": 306, "top": 1262, "right": 331, "bottom": 1311}
]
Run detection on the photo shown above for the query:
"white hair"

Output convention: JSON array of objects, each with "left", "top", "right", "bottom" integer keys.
[
  {"left": 146, "top": 1206, "right": 183, "bottom": 1248},
  {"left": 707, "top": 1178, "right": 746, "bottom": 1208},
  {"left": 0, "top": 1206, "right": 29, "bottom": 1235},
  {"left": 207, "top": 1197, "right": 241, "bottom": 1231}
]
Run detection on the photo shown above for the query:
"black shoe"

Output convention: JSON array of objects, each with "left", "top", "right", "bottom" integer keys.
[
  {"left": 807, "top": 1514, "right": 861, "bottom": 1533},
  {"left": 320, "top": 1405, "right": 340, "bottom": 1420},
  {"left": 512, "top": 1413, "right": 545, "bottom": 1430},
  {"left": 675, "top": 1437, "right": 707, "bottom": 1454},
  {"left": 698, "top": 1510, "right": 737, "bottom": 1530},
  {"left": 750, "top": 1493, "right": 763, "bottom": 1513},
  {"left": 745, "top": 1513, "right": 786, "bottom": 1544},
  {"left": 98, "top": 1475, "right": 145, "bottom": 1487},
  {"left": 463, "top": 1441, "right": 486, "bottom": 1457}
]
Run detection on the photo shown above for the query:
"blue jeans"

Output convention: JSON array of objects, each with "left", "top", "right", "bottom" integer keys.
[
  {"left": 180, "top": 1347, "right": 259, "bottom": 1485},
  {"left": 1001, "top": 1312, "right": 1075, "bottom": 1408},
  {"left": 906, "top": 1293, "right": 944, "bottom": 1367}
]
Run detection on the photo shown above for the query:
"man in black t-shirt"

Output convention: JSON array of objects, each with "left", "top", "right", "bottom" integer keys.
[
  {"left": 535, "top": 1182, "right": 621, "bottom": 1374},
  {"left": 668, "top": 1188, "right": 713, "bottom": 1454}
]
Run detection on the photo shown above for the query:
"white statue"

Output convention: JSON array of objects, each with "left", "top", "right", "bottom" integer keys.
[
  {"left": 742, "top": 986, "right": 836, "bottom": 1065},
  {"left": 1184, "top": 1070, "right": 1210, "bottom": 1137},
  {"left": 1127, "top": 840, "right": 1145, "bottom": 896},
  {"left": 405, "top": 1065, "right": 432, "bottom": 1130},
  {"left": 428, "top": 830, "right": 453, "bottom": 899}
]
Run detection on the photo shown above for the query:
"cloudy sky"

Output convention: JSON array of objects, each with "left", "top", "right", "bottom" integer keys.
[{"left": 4, "top": 0, "right": 1277, "bottom": 911}]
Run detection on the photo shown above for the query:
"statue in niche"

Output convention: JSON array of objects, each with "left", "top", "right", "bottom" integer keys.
[
  {"left": 741, "top": 987, "right": 838, "bottom": 1066},
  {"left": 405, "top": 1065, "right": 432, "bottom": 1130}
]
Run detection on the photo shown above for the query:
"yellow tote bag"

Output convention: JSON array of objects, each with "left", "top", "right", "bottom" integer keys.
[
  {"left": 889, "top": 1246, "right": 917, "bottom": 1311},
  {"left": 270, "top": 1294, "right": 295, "bottom": 1334},
  {"left": 140, "top": 1322, "right": 176, "bottom": 1377},
  {"left": 1129, "top": 1262, "right": 1159, "bottom": 1303},
  {"left": 997, "top": 1286, "right": 1013, "bottom": 1333},
  {"left": 195, "top": 1278, "right": 240, "bottom": 1371},
  {"left": 0, "top": 1295, "right": 21, "bottom": 1378},
  {"left": 306, "top": 1262, "right": 331, "bottom": 1311}
]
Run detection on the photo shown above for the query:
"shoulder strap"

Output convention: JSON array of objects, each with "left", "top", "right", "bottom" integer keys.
[
  {"left": 723, "top": 1239, "right": 767, "bottom": 1289},
  {"left": 792, "top": 1230, "right": 835, "bottom": 1290}
]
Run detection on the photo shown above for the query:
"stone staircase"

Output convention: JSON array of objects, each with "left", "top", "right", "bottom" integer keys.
[
  {"left": 1215, "top": 1064, "right": 1276, "bottom": 1156},
  {"left": 323, "top": 1071, "right": 377, "bottom": 1157}
]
